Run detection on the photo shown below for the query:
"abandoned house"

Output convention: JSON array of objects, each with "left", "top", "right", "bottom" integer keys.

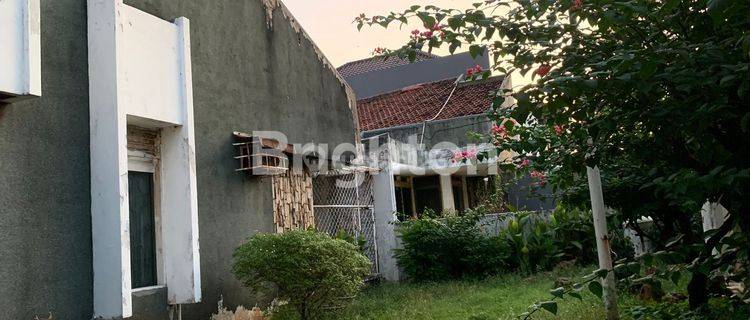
[
  {"left": 0, "top": 0, "right": 374, "bottom": 319},
  {"left": 338, "top": 52, "right": 554, "bottom": 218}
]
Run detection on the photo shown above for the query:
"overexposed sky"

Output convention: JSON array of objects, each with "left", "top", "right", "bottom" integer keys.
[{"left": 282, "top": 0, "right": 473, "bottom": 67}]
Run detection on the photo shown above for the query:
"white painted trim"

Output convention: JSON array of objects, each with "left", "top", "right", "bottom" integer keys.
[
  {"left": 159, "top": 16, "right": 202, "bottom": 305},
  {"left": 0, "top": 0, "right": 41, "bottom": 101},
  {"left": 88, "top": 0, "right": 132, "bottom": 317},
  {"left": 131, "top": 284, "right": 166, "bottom": 294},
  {"left": 127, "top": 156, "right": 156, "bottom": 173},
  {"left": 24, "top": 0, "right": 41, "bottom": 97},
  {"left": 89, "top": 1, "right": 201, "bottom": 317}
]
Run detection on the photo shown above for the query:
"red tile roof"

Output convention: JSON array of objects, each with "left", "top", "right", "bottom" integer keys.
[
  {"left": 357, "top": 76, "right": 505, "bottom": 131},
  {"left": 337, "top": 51, "right": 437, "bottom": 78}
]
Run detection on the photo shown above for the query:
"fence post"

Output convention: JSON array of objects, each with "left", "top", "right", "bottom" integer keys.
[{"left": 586, "top": 166, "right": 619, "bottom": 320}]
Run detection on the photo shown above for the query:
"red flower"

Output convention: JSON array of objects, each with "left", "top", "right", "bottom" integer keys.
[
  {"left": 572, "top": 0, "right": 583, "bottom": 10},
  {"left": 518, "top": 158, "right": 530, "bottom": 169},
  {"left": 536, "top": 64, "right": 552, "bottom": 77},
  {"left": 491, "top": 124, "right": 507, "bottom": 138},
  {"left": 466, "top": 65, "right": 483, "bottom": 77},
  {"left": 420, "top": 30, "right": 434, "bottom": 38},
  {"left": 554, "top": 124, "right": 564, "bottom": 136},
  {"left": 372, "top": 47, "right": 388, "bottom": 55},
  {"left": 530, "top": 170, "right": 547, "bottom": 186}
]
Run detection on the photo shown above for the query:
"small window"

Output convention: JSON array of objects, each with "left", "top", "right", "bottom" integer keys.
[
  {"left": 127, "top": 125, "right": 161, "bottom": 289},
  {"left": 128, "top": 171, "right": 158, "bottom": 288}
]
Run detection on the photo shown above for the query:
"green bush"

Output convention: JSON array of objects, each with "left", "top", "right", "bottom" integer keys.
[
  {"left": 395, "top": 205, "right": 634, "bottom": 281},
  {"left": 232, "top": 230, "right": 371, "bottom": 320},
  {"left": 395, "top": 213, "right": 510, "bottom": 281}
]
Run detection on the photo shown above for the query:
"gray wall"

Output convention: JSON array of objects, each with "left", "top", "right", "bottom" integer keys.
[
  {"left": 0, "top": 1, "right": 92, "bottom": 319},
  {"left": 363, "top": 114, "right": 492, "bottom": 150},
  {"left": 0, "top": 1, "right": 357, "bottom": 319},
  {"left": 345, "top": 51, "right": 490, "bottom": 99}
]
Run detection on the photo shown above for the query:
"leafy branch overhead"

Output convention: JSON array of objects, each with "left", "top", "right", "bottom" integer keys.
[{"left": 360, "top": 0, "right": 750, "bottom": 315}]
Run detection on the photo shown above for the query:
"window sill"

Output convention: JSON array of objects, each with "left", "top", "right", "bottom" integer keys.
[{"left": 132, "top": 285, "right": 166, "bottom": 296}]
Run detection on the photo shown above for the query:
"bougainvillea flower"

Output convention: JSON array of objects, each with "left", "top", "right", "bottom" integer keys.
[
  {"left": 466, "top": 65, "right": 483, "bottom": 77},
  {"left": 518, "top": 158, "right": 530, "bottom": 169},
  {"left": 554, "top": 124, "right": 564, "bottom": 136},
  {"left": 536, "top": 64, "right": 552, "bottom": 77},
  {"left": 491, "top": 124, "right": 507, "bottom": 137}
]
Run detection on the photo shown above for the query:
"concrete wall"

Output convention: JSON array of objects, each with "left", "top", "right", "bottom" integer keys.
[
  {"left": 363, "top": 113, "right": 493, "bottom": 150},
  {"left": 0, "top": 1, "right": 92, "bottom": 319},
  {"left": 344, "top": 51, "right": 489, "bottom": 99},
  {"left": 0, "top": 0, "right": 357, "bottom": 319}
]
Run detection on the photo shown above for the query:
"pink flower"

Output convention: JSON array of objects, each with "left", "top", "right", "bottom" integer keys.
[
  {"left": 451, "top": 150, "right": 464, "bottom": 163},
  {"left": 530, "top": 170, "right": 547, "bottom": 186},
  {"left": 411, "top": 29, "right": 420, "bottom": 35},
  {"left": 554, "top": 124, "right": 564, "bottom": 136},
  {"left": 372, "top": 47, "right": 388, "bottom": 55},
  {"left": 491, "top": 124, "right": 507, "bottom": 137},
  {"left": 536, "top": 64, "right": 552, "bottom": 77},
  {"left": 464, "top": 148, "right": 478, "bottom": 159},
  {"left": 518, "top": 158, "right": 530, "bottom": 169},
  {"left": 466, "top": 65, "right": 483, "bottom": 77}
]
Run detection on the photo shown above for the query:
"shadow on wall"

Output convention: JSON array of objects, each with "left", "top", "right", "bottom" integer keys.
[{"left": 0, "top": 103, "right": 7, "bottom": 120}]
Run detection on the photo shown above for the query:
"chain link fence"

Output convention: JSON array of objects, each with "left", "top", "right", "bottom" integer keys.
[{"left": 313, "top": 172, "right": 378, "bottom": 275}]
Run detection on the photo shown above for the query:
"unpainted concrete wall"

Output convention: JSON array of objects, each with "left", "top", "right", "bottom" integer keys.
[{"left": 362, "top": 113, "right": 492, "bottom": 150}]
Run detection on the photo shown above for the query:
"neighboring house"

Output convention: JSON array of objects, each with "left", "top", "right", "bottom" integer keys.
[
  {"left": 0, "top": 1, "right": 359, "bottom": 319},
  {"left": 338, "top": 52, "right": 554, "bottom": 217}
]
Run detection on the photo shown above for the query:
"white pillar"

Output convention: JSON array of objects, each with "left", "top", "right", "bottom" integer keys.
[
  {"left": 439, "top": 174, "right": 455, "bottom": 212},
  {"left": 156, "top": 17, "right": 202, "bottom": 304},
  {"left": 88, "top": 0, "right": 132, "bottom": 317},
  {"left": 372, "top": 168, "right": 400, "bottom": 282},
  {"left": 587, "top": 166, "right": 619, "bottom": 320}
]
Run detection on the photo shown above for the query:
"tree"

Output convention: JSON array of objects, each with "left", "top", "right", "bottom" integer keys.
[{"left": 361, "top": 0, "right": 750, "bottom": 312}]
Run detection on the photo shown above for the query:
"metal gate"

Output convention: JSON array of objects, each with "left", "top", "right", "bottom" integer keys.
[{"left": 313, "top": 172, "right": 379, "bottom": 274}]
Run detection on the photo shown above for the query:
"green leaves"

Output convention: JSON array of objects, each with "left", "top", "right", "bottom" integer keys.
[
  {"left": 416, "top": 12, "right": 436, "bottom": 28},
  {"left": 361, "top": 1, "right": 750, "bottom": 316},
  {"left": 469, "top": 45, "right": 485, "bottom": 58},
  {"left": 588, "top": 280, "right": 603, "bottom": 299},
  {"left": 550, "top": 287, "right": 565, "bottom": 298},
  {"left": 540, "top": 301, "right": 558, "bottom": 315}
]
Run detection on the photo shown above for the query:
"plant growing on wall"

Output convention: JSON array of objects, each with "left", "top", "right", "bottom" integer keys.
[
  {"left": 360, "top": 0, "right": 750, "bottom": 314},
  {"left": 232, "top": 230, "right": 371, "bottom": 320}
]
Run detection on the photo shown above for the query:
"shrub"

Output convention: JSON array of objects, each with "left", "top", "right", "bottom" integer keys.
[
  {"left": 232, "top": 230, "right": 371, "bottom": 320},
  {"left": 395, "top": 213, "right": 510, "bottom": 281},
  {"left": 395, "top": 205, "right": 635, "bottom": 281}
]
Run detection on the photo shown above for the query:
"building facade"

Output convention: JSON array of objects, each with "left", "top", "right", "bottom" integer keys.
[
  {"left": 0, "top": 1, "right": 358, "bottom": 319},
  {"left": 339, "top": 51, "right": 555, "bottom": 219}
]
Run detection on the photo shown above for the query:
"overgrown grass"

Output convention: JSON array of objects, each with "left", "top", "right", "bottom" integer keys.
[{"left": 339, "top": 265, "right": 634, "bottom": 320}]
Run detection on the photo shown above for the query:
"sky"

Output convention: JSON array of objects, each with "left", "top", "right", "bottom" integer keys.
[{"left": 282, "top": 0, "right": 473, "bottom": 68}]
